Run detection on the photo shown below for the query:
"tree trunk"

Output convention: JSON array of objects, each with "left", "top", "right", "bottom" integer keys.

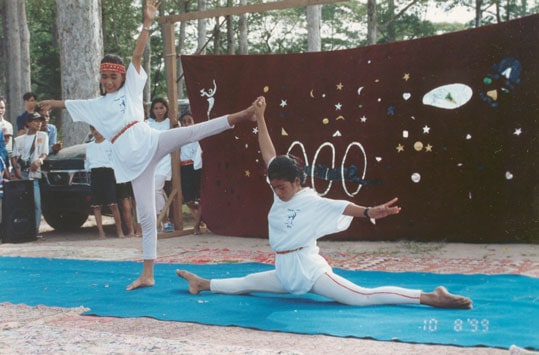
[
  {"left": 226, "top": 0, "right": 234, "bottom": 54},
  {"left": 475, "top": 0, "right": 483, "bottom": 27},
  {"left": 238, "top": 0, "right": 248, "bottom": 54},
  {"left": 56, "top": 0, "right": 103, "bottom": 146},
  {"left": 213, "top": 17, "right": 221, "bottom": 54},
  {"left": 2, "top": 0, "right": 31, "bottom": 125},
  {"left": 387, "top": 0, "right": 396, "bottom": 42},
  {"left": 196, "top": 0, "right": 207, "bottom": 54},
  {"left": 306, "top": 5, "right": 321, "bottom": 52},
  {"left": 367, "top": 0, "right": 377, "bottom": 45}
]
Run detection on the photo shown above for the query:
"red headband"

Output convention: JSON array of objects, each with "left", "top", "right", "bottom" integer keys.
[{"left": 100, "top": 62, "right": 126, "bottom": 74}]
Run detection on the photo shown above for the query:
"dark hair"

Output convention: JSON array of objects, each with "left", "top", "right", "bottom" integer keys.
[
  {"left": 179, "top": 111, "right": 192, "bottom": 122},
  {"left": 267, "top": 154, "right": 307, "bottom": 186},
  {"left": 149, "top": 97, "right": 169, "bottom": 119},
  {"left": 23, "top": 92, "right": 37, "bottom": 101},
  {"left": 99, "top": 54, "right": 126, "bottom": 95}
]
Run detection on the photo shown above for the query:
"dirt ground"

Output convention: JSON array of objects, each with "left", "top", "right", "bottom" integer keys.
[{"left": 1, "top": 216, "right": 538, "bottom": 354}]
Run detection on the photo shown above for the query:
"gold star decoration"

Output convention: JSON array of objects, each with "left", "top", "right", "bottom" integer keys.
[
  {"left": 396, "top": 144, "right": 404, "bottom": 153},
  {"left": 425, "top": 144, "right": 433, "bottom": 152},
  {"left": 245, "top": 170, "right": 251, "bottom": 177},
  {"left": 403, "top": 73, "right": 410, "bottom": 81},
  {"left": 336, "top": 82, "right": 344, "bottom": 90}
]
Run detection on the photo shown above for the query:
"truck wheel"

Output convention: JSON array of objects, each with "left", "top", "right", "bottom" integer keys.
[{"left": 43, "top": 210, "right": 89, "bottom": 231}]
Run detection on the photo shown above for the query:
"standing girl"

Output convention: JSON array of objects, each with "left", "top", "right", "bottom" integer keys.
[
  {"left": 179, "top": 112, "right": 204, "bottom": 234},
  {"left": 146, "top": 97, "right": 173, "bottom": 232},
  {"left": 40, "top": 0, "right": 257, "bottom": 290},
  {"left": 176, "top": 97, "right": 472, "bottom": 309}
]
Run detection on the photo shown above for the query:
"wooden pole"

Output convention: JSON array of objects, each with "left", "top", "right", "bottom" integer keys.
[
  {"left": 162, "top": 23, "right": 184, "bottom": 233},
  {"left": 159, "top": 0, "right": 347, "bottom": 24}
]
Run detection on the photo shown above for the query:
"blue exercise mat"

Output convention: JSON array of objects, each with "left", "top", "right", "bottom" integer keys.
[{"left": 1, "top": 256, "right": 537, "bottom": 349}]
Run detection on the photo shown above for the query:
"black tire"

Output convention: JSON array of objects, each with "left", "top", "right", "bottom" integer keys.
[{"left": 43, "top": 209, "right": 89, "bottom": 231}]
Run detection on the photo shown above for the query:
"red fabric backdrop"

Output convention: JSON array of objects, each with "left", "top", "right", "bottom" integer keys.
[{"left": 181, "top": 14, "right": 539, "bottom": 242}]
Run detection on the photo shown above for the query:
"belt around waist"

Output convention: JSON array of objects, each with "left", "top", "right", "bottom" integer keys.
[
  {"left": 180, "top": 160, "right": 194, "bottom": 166},
  {"left": 111, "top": 121, "right": 139, "bottom": 143},
  {"left": 275, "top": 247, "right": 303, "bottom": 255}
]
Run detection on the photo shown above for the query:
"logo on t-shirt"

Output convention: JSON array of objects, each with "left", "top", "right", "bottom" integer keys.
[{"left": 286, "top": 208, "right": 300, "bottom": 228}]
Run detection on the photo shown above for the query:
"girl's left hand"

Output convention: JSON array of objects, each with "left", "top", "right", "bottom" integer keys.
[{"left": 369, "top": 197, "right": 401, "bottom": 219}]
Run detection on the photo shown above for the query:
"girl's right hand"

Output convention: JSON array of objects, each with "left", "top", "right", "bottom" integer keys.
[
  {"left": 145, "top": 0, "right": 160, "bottom": 22},
  {"left": 254, "top": 96, "right": 266, "bottom": 118}
]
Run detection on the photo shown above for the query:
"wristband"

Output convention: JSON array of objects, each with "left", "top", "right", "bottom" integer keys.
[
  {"left": 142, "top": 26, "right": 152, "bottom": 32},
  {"left": 364, "top": 207, "right": 371, "bottom": 219}
]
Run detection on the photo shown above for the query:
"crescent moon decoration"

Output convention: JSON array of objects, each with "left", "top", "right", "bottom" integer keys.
[
  {"left": 422, "top": 83, "right": 473, "bottom": 109},
  {"left": 336, "top": 115, "right": 345, "bottom": 120},
  {"left": 310, "top": 89, "right": 315, "bottom": 98},
  {"left": 357, "top": 86, "right": 364, "bottom": 95}
]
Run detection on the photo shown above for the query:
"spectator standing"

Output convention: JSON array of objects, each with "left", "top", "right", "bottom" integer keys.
[
  {"left": 0, "top": 96, "right": 14, "bottom": 159},
  {"left": 146, "top": 97, "right": 173, "bottom": 232},
  {"left": 11, "top": 112, "right": 49, "bottom": 231},
  {"left": 16, "top": 92, "right": 37, "bottom": 136},
  {"left": 179, "top": 112, "right": 204, "bottom": 234},
  {"left": 85, "top": 126, "right": 126, "bottom": 239},
  {"left": 39, "top": 108, "right": 63, "bottom": 154},
  {"left": 0, "top": 153, "right": 7, "bottom": 223}
]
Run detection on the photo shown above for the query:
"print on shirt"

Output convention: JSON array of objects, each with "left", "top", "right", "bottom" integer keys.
[
  {"left": 286, "top": 208, "right": 300, "bottom": 229},
  {"left": 114, "top": 96, "right": 127, "bottom": 114}
]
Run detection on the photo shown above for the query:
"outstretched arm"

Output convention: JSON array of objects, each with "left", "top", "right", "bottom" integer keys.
[
  {"left": 254, "top": 97, "right": 276, "bottom": 166},
  {"left": 343, "top": 197, "right": 401, "bottom": 220},
  {"left": 39, "top": 100, "right": 65, "bottom": 111},
  {"left": 132, "top": 0, "right": 160, "bottom": 73}
]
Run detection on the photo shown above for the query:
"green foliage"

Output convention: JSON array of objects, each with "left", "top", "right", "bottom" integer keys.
[
  {"left": 102, "top": 0, "right": 141, "bottom": 62},
  {"left": 26, "top": 0, "right": 60, "bottom": 102}
]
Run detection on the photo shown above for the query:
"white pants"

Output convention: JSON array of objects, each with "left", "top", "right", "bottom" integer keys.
[
  {"left": 211, "top": 270, "right": 421, "bottom": 306},
  {"left": 132, "top": 115, "right": 231, "bottom": 260}
]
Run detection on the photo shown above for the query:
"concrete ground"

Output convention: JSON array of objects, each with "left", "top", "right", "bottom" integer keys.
[{"left": 1, "top": 216, "right": 538, "bottom": 354}]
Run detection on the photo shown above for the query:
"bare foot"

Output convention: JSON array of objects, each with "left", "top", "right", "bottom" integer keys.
[
  {"left": 126, "top": 276, "right": 155, "bottom": 291},
  {"left": 98, "top": 234, "right": 107, "bottom": 240},
  {"left": 118, "top": 234, "right": 126, "bottom": 239},
  {"left": 176, "top": 269, "right": 210, "bottom": 294},
  {"left": 126, "top": 233, "right": 136, "bottom": 238},
  {"left": 421, "top": 286, "right": 472, "bottom": 309}
]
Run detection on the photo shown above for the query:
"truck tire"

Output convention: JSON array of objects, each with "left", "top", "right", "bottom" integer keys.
[{"left": 43, "top": 209, "right": 89, "bottom": 231}]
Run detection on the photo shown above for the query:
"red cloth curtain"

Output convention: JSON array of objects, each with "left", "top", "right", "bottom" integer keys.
[{"left": 181, "top": 14, "right": 539, "bottom": 242}]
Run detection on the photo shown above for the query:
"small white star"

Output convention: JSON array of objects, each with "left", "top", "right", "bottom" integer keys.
[
  {"left": 280, "top": 99, "right": 287, "bottom": 108},
  {"left": 360, "top": 115, "right": 367, "bottom": 123},
  {"left": 422, "top": 125, "right": 431, "bottom": 134},
  {"left": 513, "top": 128, "right": 522, "bottom": 136},
  {"left": 252, "top": 127, "right": 259, "bottom": 134},
  {"left": 335, "top": 102, "right": 342, "bottom": 111}
]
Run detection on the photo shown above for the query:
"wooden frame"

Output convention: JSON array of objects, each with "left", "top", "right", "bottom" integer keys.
[{"left": 157, "top": 0, "right": 346, "bottom": 238}]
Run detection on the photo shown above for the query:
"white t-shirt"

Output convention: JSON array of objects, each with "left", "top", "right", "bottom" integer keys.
[
  {"left": 268, "top": 187, "right": 353, "bottom": 294},
  {"left": 13, "top": 131, "right": 49, "bottom": 179},
  {"left": 145, "top": 118, "right": 172, "bottom": 179},
  {"left": 65, "top": 63, "right": 158, "bottom": 183},
  {"left": 180, "top": 141, "right": 202, "bottom": 170},
  {"left": 85, "top": 140, "right": 114, "bottom": 170}
]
